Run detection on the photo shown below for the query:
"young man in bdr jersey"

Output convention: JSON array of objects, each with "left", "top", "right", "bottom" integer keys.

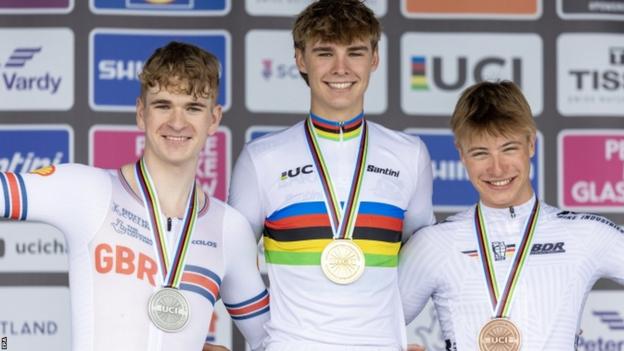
[
  {"left": 0, "top": 42, "right": 269, "bottom": 351},
  {"left": 229, "top": 1, "right": 435, "bottom": 350},
  {"left": 399, "top": 81, "right": 624, "bottom": 351}
]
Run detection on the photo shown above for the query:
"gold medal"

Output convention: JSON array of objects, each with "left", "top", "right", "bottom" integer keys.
[
  {"left": 478, "top": 318, "right": 521, "bottom": 351},
  {"left": 320, "top": 240, "right": 365, "bottom": 284}
]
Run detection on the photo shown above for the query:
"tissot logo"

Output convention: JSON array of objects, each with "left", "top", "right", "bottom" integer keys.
[
  {"left": 558, "top": 34, "right": 624, "bottom": 116},
  {"left": 401, "top": 33, "right": 542, "bottom": 116},
  {"left": 281, "top": 165, "right": 313, "bottom": 180}
]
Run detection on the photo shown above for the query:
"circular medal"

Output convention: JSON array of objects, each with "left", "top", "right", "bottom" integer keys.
[
  {"left": 478, "top": 318, "right": 521, "bottom": 351},
  {"left": 147, "top": 287, "right": 190, "bottom": 333},
  {"left": 320, "top": 240, "right": 365, "bottom": 284}
]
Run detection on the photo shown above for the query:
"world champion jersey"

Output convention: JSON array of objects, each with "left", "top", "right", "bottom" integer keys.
[
  {"left": 229, "top": 114, "right": 435, "bottom": 350},
  {"left": 0, "top": 164, "right": 270, "bottom": 351},
  {"left": 399, "top": 197, "right": 624, "bottom": 351}
]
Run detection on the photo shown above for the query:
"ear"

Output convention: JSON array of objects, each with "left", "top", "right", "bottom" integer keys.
[
  {"left": 207, "top": 104, "right": 223, "bottom": 136},
  {"left": 528, "top": 133, "right": 536, "bottom": 158},
  {"left": 370, "top": 47, "right": 380, "bottom": 72},
  {"left": 295, "top": 48, "right": 307, "bottom": 74},
  {"left": 136, "top": 97, "right": 146, "bottom": 131}
]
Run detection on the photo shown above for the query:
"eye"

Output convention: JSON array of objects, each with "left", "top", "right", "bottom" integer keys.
[
  {"left": 154, "top": 104, "right": 170, "bottom": 110},
  {"left": 502, "top": 146, "right": 519, "bottom": 153}
]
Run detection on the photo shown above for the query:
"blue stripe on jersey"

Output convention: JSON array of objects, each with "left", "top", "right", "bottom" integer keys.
[
  {"left": 179, "top": 283, "right": 216, "bottom": 305},
  {"left": 16, "top": 173, "right": 27, "bottom": 220},
  {"left": 223, "top": 289, "right": 268, "bottom": 309},
  {"left": 185, "top": 264, "right": 223, "bottom": 286},
  {"left": 229, "top": 306, "right": 270, "bottom": 321},
  {"left": 267, "top": 201, "right": 404, "bottom": 221},
  {"left": 0, "top": 174, "right": 9, "bottom": 218}
]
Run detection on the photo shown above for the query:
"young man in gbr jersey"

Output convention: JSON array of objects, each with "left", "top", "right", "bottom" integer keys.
[
  {"left": 229, "top": 1, "right": 435, "bottom": 350},
  {"left": 399, "top": 81, "right": 624, "bottom": 351},
  {"left": 0, "top": 42, "right": 269, "bottom": 351}
]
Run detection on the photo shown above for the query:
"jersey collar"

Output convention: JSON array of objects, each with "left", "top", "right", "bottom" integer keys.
[
  {"left": 308, "top": 112, "right": 364, "bottom": 141},
  {"left": 478, "top": 194, "right": 537, "bottom": 221}
]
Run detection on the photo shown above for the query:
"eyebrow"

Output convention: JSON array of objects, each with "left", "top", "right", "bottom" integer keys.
[
  {"left": 149, "top": 99, "right": 171, "bottom": 105},
  {"left": 466, "top": 141, "right": 522, "bottom": 153}
]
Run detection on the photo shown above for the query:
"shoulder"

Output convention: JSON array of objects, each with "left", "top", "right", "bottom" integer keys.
[
  {"left": 367, "top": 121, "right": 427, "bottom": 150},
  {"left": 404, "top": 208, "right": 474, "bottom": 250},
  {"left": 544, "top": 202, "right": 624, "bottom": 235},
  {"left": 243, "top": 122, "right": 304, "bottom": 157}
]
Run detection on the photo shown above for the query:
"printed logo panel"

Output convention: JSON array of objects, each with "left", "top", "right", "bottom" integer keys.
[
  {"left": 401, "top": 33, "right": 543, "bottom": 116},
  {"left": 557, "top": 34, "right": 624, "bottom": 117},
  {"left": 578, "top": 290, "right": 624, "bottom": 349},
  {"left": 558, "top": 0, "right": 624, "bottom": 20},
  {"left": 90, "top": 29, "right": 230, "bottom": 112},
  {"left": 245, "top": 0, "right": 386, "bottom": 17},
  {"left": 0, "top": 222, "right": 68, "bottom": 272},
  {"left": 402, "top": 0, "right": 541, "bottom": 19},
  {"left": 0, "top": 0, "right": 73, "bottom": 13},
  {"left": 0, "top": 125, "right": 73, "bottom": 173},
  {"left": 0, "top": 29, "right": 74, "bottom": 110},
  {"left": 89, "top": 125, "right": 231, "bottom": 201},
  {"left": 558, "top": 130, "right": 624, "bottom": 212},
  {"left": 90, "top": 0, "right": 229, "bottom": 16},
  {"left": 246, "top": 30, "right": 387, "bottom": 114},
  {"left": 406, "top": 129, "right": 543, "bottom": 212},
  {"left": 0, "top": 288, "right": 70, "bottom": 350}
]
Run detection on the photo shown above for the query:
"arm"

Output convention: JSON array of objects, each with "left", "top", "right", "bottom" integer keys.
[
  {"left": 398, "top": 229, "right": 441, "bottom": 325},
  {"left": 220, "top": 207, "right": 269, "bottom": 351},
  {"left": 595, "top": 220, "right": 624, "bottom": 286},
  {"left": 402, "top": 137, "right": 436, "bottom": 242},
  {"left": 228, "top": 147, "right": 265, "bottom": 241}
]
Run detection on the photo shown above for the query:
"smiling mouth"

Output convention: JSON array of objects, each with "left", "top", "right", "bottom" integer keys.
[
  {"left": 326, "top": 82, "right": 354, "bottom": 89},
  {"left": 163, "top": 135, "right": 191, "bottom": 142},
  {"left": 486, "top": 177, "right": 514, "bottom": 187}
]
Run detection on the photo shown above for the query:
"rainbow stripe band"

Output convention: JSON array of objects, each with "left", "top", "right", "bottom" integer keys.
[
  {"left": 0, "top": 172, "right": 28, "bottom": 220},
  {"left": 135, "top": 159, "right": 199, "bottom": 288},
  {"left": 474, "top": 200, "right": 540, "bottom": 318}
]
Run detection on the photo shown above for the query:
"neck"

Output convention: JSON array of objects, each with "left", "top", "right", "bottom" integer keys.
[{"left": 123, "top": 155, "right": 200, "bottom": 218}]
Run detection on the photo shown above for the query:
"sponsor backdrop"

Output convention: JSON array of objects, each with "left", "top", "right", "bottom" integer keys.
[{"left": 0, "top": 0, "right": 623, "bottom": 349}]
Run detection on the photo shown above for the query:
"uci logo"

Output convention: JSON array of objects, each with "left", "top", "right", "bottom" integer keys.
[{"left": 281, "top": 164, "right": 313, "bottom": 180}]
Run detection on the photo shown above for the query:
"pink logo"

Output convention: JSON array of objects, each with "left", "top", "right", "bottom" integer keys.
[
  {"left": 559, "top": 130, "right": 624, "bottom": 212},
  {"left": 90, "top": 126, "right": 231, "bottom": 201}
]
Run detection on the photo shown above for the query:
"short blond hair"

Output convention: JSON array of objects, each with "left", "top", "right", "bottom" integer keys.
[
  {"left": 451, "top": 80, "right": 536, "bottom": 148},
  {"left": 139, "top": 41, "right": 220, "bottom": 101}
]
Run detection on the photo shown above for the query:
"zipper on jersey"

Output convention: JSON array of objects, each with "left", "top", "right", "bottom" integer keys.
[
  {"left": 339, "top": 120, "right": 344, "bottom": 142},
  {"left": 167, "top": 217, "right": 172, "bottom": 232},
  {"left": 509, "top": 206, "right": 516, "bottom": 219}
]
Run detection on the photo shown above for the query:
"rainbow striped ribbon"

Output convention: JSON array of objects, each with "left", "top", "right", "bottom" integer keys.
[
  {"left": 134, "top": 158, "right": 199, "bottom": 288},
  {"left": 303, "top": 117, "right": 369, "bottom": 240},
  {"left": 474, "top": 199, "right": 540, "bottom": 318}
]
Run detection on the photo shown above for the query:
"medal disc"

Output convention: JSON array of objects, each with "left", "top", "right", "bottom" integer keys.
[
  {"left": 478, "top": 318, "right": 521, "bottom": 351},
  {"left": 320, "top": 240, "right": 365, "bottom": 284},
  {"left": 147, "top": 287, "right": 190, "bottom": 332}
]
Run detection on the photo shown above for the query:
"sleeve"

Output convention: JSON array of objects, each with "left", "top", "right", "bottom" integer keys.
[
  {"left": 228, "top": 146, "right": 265, "bottom": 241},
  {"left": 220, "top": 207, "right": 270, "bottom": 351},
  {"left": 398, "top": 229, "right": 442, "bottom": 325},
  {"left": 402, "top": 137, "right": 436, "bottom": 242},
  {"left": 595, "top": 221, "right": 624, "bottom": 286},
  {"left": 0, "top": 164, "right": 111, "bottom": 242}
]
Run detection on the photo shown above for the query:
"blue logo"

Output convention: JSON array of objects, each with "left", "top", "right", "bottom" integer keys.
[
  {"left": 0, "top": 127, "right": 72, "bottom": 173},
  {"left": 405, "top": 129, "right": 542, "bottom": 211},
  {"left": 594, "top": 311, "right": 624, "bottom": 331},
  {"left": 91, "top": 0, "right": 228, "bottom": 14},
  {"left": 90, "top": 30, "right": 230, "bottom": 112}
]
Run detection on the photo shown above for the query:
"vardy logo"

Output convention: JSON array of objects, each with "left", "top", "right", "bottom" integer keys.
[{"left": 1, "top": 47, "right": 62, "bottom": 95}]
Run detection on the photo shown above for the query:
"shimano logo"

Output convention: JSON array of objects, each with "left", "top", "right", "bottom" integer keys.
[
  {"left": 98, "top": 59, "right": 143, "bottom": 80},
  {"left": 367, "top": 164, "right": 400, "bottom": 178},
  {"left": 530, "top": 242, "right": 565, "bottom": 255},
  {"left": 280, "top": 164, "right": 313, "bottom": 180},
  {"left": 3, "top": 47, "right": 41, "bottom": 68}
]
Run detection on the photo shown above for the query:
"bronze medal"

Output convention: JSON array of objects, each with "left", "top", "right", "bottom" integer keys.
[{"left": 478, "top": 318, "right": 521, "bottom": 351}]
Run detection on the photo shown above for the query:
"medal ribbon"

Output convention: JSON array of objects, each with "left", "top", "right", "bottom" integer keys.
[
  {"left": 474, "top": 199, "right": 540, "bottom": 318},
  {"left": 304, "top": 117, "right": 368, "bottom": 240},
  {"left": 134, "top": 158, "right": 198, "bottom": 288}
]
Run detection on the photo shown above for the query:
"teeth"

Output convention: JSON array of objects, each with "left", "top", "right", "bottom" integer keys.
[
  {"left": 328, "top": 82, "right": 352, "bottom": 89},
  {"left": 490, "top": 178, "right": 512, "bottom": 186},
  {"left": 165, "top": 136, "right": 188, "bottom": 141}
]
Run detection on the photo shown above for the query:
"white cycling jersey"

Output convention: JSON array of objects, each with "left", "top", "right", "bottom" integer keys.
[
  {"left": 0, "top": 163, "right": 269, "bottom": 351},
  {"left": 399, "top": 196, "right": 624, "bottom": 351},
  {"left": 229, "top": 113, "right": 435, "bottom": 350}
]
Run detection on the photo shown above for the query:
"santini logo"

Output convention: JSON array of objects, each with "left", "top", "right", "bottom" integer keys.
[{"left": 367, "top": 165, "right": 400, "bottom": 178}]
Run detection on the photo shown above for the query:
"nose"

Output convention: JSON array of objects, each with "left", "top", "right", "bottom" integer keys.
[
  {"left": 488, "top": 155, "right": 506, "bottom": 177},
  {"left": 167, "top": 107, "right": 187, "bottom": 130},
  {"left": 332, "top": 54, "right": 349, "bottom": 75}
]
